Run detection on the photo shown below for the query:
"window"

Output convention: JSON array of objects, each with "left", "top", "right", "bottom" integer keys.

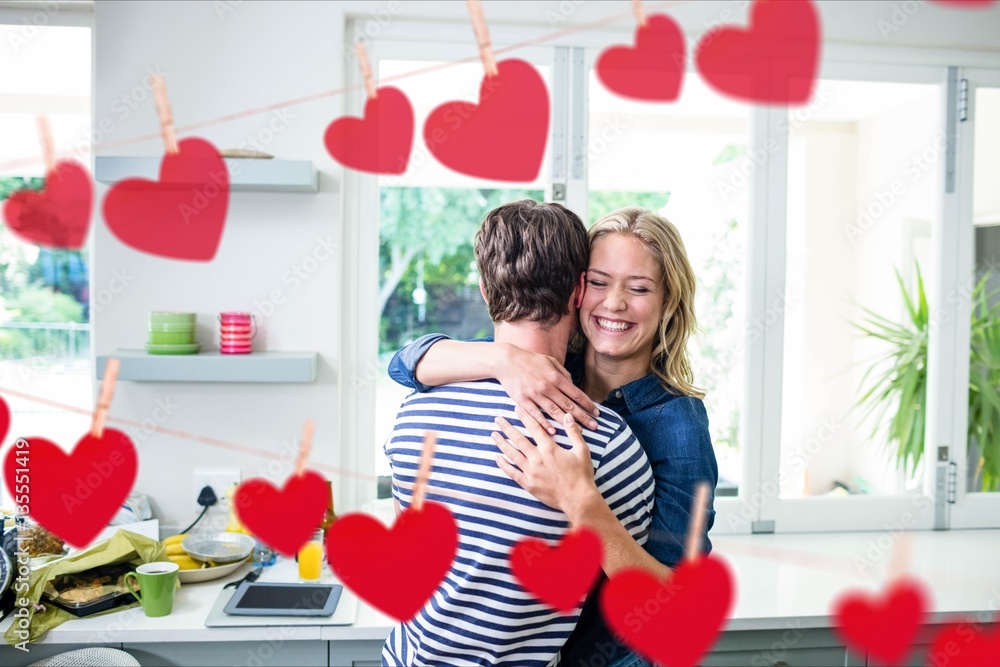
[
  {"left": 355, "top": 50, "right": 555, "bottom": 482},
  {"left": 780, "top": 79, "right": 942, "bottom": 500},
  {"left": 342, "top": 20, "right": 1000, "bottom": 532},
  {"left": 0, "top": 24, "right": 92, "bottom": 508},
  {"left": 950, "top": 68, "right": 1000, "bottom": 529},
  {"left": 586, "top": 72, "right": 750, "bottom": 497}
]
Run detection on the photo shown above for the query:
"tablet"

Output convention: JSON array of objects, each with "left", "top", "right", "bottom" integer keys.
[{"left": 223, "top": 582, "right": 342, "bottom": 617}]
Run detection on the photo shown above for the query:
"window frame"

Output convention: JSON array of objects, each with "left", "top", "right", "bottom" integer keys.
[
  {"left": 948, "top": 66, "right": 1000, "bottom": 529},
  {"left": 340, "top": 17, "right": 1000, "bottom": 534},
  {"left": 339, "top": 23, "right": 564, "bottom": 509}
]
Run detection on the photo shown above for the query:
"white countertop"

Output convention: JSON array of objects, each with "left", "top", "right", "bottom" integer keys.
[
  {"left": 1, "top": 558, "right": 395, "bottom": 645},
  {"left": 716, "top": 528, "right": 1000, "bottom": 631},
  {"left": 4, "top": 529, "right": 998, "bottom": 645}
]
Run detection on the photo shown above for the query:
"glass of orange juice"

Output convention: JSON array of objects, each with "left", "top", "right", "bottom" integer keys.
[{"left": 297, "top": 532, "right": 324, "bottom": 582}]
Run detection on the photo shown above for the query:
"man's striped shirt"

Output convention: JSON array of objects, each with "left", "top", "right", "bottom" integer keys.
[{"left": 382, "top": 380, "right": 654, "bottom": 666}]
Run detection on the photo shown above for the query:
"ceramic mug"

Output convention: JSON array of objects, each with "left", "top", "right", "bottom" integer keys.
[
  {"left": 219, "top": 312, "right": 257, "bottom": 354},
  {"left": 124, "top": 561, "right": 179, "bottom": 617}
]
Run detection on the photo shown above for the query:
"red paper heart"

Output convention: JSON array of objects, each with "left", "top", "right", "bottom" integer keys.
[
  {"left": 601, "top": 555, "right": 734, "bottom": 667},
  {"left": 234, "top": 471, "right": 328, "bottom": 557},
  {"left": 324, "top": 86, "right": 414, "bottom": 175},
  {"left": 595, "top": 14, "right": 685, "bottom": 102},
  {"left": 2, "top": 429, "right": 138, "bottom": 548},
  {"left": 695, "top": 0, "right": 820, "bottom": 104},
  {"left": 928, "top": 620, "right": 1000, "bottom": 666},
  {"left": 511, "top": 528, "right": 602, "bottom": 613},
  {"left": 2, "top": 161, "right": 92, "bottom": 250},
  {"left": 423, "top": 58, "right": 549, "bottom": 182},
  {"left": 326, "top": 501, "right": 457, "bottom": 621},
  {"left": 833, "top": 578, "right": 927, "bottom": 666},
  {"left": 102, "top": 137, "right": 229, "bottom": 261},
  {"left": 0, "top": 395, "right": 9, "bottom": 445}
]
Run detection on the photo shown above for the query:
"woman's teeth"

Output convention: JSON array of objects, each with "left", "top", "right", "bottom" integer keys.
[{"left": 597, "top": 317, "right": 633, "bottom": 332}]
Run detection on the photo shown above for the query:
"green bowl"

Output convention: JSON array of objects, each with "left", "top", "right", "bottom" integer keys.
[
  {"left": 149, "top": 323, "right": 195, "bottom": 333},
  {"left": 148, "top": 331, "right": 195, "bottom": 345},
  {"left": 146, "top": 342, "right": 201, "bottom": 355},
  {"left": 149, "top": 312, "right": 196, "bottom": 326}
]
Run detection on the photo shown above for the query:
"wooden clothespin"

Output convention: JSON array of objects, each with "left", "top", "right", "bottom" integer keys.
[
  {"left": 411, "top": 432, "right": 437, "bottom": 511},
  {"left": 294, "top": 420, "right": 316, "bottom": 477},
  {"left": 355, "top": 42, "right": 378, "bottom": 100},
  {"left": 888, "top": 532, "right": 911, "bottom": 582},
  {"left": 632, "top": 0, "right": 647, "bottom": 27},
  {"left": 465, "top": 0, "right": 498, "bottom": 77},
  {"left": 37, "top": 116, "right": 55, "bottom": 173},
  {"left": 684, "top": 482, "right": 711, "bottom": 563},
  {"left": 91, "top": 358, "right": 120, "bottom": 438},
  {"left": 149, "top": 74, "right": 179, "bottom": 155}
]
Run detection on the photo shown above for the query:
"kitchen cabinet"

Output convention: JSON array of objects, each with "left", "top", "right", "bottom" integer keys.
[
  {"left": 2, "top": 530, "right": 996, "bottom": 667},
  {"left": 122, "top": 640, "right": 327, "bottom": 666},
  {"left": 0, "top": 631, "right": 943, "bottom": 666},
  {"left": 703, "top": 628, "right": 865, "bottom": 666}
]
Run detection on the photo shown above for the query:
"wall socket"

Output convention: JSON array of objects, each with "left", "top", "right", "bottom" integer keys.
[{"left": 193, "top": 468, "right": 241, "bottom": 512}]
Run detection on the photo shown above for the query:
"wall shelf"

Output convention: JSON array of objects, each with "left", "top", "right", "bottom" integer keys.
[
  {"left": 95, "top": 156, "right": 319, "bottom": 193},
  {"left": 96, "top": 351, "right": 318, "bottom": 383}
]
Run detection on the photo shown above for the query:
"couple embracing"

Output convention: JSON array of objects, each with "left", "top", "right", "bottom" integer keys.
[{"left": 383, "top": 200, "right": 719, "bottom": 666}]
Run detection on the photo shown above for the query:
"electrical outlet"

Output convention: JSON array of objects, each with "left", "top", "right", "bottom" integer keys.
[{"left": 193, "top": 468, "right": 241, "bottom": 512}]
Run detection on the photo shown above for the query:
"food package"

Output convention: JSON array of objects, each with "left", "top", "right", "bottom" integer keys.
[{"left": 3, "top": 529, "right": 166, "bottom": 646}]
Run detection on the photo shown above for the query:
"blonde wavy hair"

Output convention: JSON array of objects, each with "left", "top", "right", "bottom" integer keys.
[{"left": 588, "top": 207, "right": 704, "bottom": 399}]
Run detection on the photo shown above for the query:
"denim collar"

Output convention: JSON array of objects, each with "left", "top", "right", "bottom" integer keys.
[
  {"left": 605, "top": 372, "right": 667, "bottom": 415},
  {"left": 567, "top": 353, "right": 668, "bottom": 415}
]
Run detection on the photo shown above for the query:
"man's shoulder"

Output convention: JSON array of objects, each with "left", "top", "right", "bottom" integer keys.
[
  {"left": 406, "top": 378, "right": 507, "bottom": 398},
  {"left": 592, "top": 403, "right": 631, "bottom": 434},
  {"left": 578, "top": 405, "right": 638, "bottom": 458}
]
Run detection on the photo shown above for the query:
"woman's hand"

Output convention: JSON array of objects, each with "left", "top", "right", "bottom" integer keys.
[
  {"left": 492, "top": 408, "right": 601, "bottom": 515},
  {"left": 495, "top": 344, "right": 600, "bottom": 432}
]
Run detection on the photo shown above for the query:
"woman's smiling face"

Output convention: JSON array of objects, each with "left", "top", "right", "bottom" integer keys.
[{"left": 580, "top": 233, "right": 664, "bottom": 365}]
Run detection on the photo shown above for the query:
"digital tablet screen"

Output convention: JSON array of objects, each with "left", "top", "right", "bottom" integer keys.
[
  {"left": 234, "top": 585, "right": 333, "bottom": 610},
  {"left": 223, "top": 582, "right": 342, "bottom": 617}
]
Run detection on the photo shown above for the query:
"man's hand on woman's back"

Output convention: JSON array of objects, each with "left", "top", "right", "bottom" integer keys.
[{"left": 495, "top": 343, "right": 600, "bottom": 432}]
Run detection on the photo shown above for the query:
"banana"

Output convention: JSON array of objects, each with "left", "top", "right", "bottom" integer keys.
[
  {"left": 161, "top": 533, "right": 187, "bottom": 546},
  {"left": 167, "top": 554, "right": 201, "bottom": 570},
  {"left": 165, "top": 543, "right": 187, "bottom": 556}
]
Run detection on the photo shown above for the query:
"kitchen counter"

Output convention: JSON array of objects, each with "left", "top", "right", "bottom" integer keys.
[
  {"left": 2, "top": 527, "right": 998, "bottom": 666},
  {"left": 0, "top": 558, "right": 394, "bottom": 645}
]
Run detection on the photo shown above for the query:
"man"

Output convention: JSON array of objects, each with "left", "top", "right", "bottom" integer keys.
[{"left": 383, "top": 200, "right": 654, "bottom": 666}]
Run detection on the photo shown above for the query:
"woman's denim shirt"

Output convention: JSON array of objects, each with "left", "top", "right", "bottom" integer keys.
[{"left": 388, "top": 334, "right": 720, "bottom": 666}]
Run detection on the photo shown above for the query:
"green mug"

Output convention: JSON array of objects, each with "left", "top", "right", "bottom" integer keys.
[{"left": 124, "top": 562, "right": 179, "bottom": 617}]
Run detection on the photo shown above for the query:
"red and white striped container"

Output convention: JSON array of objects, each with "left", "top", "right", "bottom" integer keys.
[{"left": 218, "top": 312, "right": 256, "bottom": 354}]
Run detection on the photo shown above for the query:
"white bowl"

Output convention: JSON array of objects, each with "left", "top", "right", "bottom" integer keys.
[
  {"left": 181, "top": 532, "right": 255, "bottom": 564},
  {"left": 177, "top": 557, "right": 250, "bottom": 584}
]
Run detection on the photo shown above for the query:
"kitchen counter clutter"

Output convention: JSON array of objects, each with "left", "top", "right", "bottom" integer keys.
[
  {"left": 1, "top": 557, "right": 393, "bottom": 644},
  {"left": 1, "top": 528, "right": 998, "bottom": 667}
]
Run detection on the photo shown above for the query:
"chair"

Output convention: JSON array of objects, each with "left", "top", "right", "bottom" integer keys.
[{"left": 27, "top": 647, "right": 140, "bottom": 667}]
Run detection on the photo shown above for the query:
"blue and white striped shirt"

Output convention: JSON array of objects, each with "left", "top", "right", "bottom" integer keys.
[{"left": 382, "top": 380, "right": 654, "bottom": 667}]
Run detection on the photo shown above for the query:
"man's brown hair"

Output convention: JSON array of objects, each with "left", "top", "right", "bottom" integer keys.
[{"left": 474, "top": 200, "right": 588, "bottom": 326}]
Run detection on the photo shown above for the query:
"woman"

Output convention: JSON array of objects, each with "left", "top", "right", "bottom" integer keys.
[{"left": 388, "top": 207, "right": 718, "bottom": 666}]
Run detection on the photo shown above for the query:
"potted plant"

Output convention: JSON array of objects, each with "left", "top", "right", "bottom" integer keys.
[{"left": 854, "top": 263, "right": 1000, "bottom": 491}]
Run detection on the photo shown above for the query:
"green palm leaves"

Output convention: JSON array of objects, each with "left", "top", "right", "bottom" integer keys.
[{"left": 854, "top": 264, "right": 1000, "bottom": 491}]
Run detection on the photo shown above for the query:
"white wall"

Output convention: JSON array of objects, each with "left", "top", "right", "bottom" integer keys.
[
  {"left": 91, "top": 0, "right": 347, "bottom": 529},
  {"left": 3, "top": 0, "right": 999, "bottom": 529}
]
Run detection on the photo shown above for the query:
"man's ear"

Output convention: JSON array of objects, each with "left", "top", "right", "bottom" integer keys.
[{"left": 574, "top": 272, "right": 586, "bottom": 309}]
